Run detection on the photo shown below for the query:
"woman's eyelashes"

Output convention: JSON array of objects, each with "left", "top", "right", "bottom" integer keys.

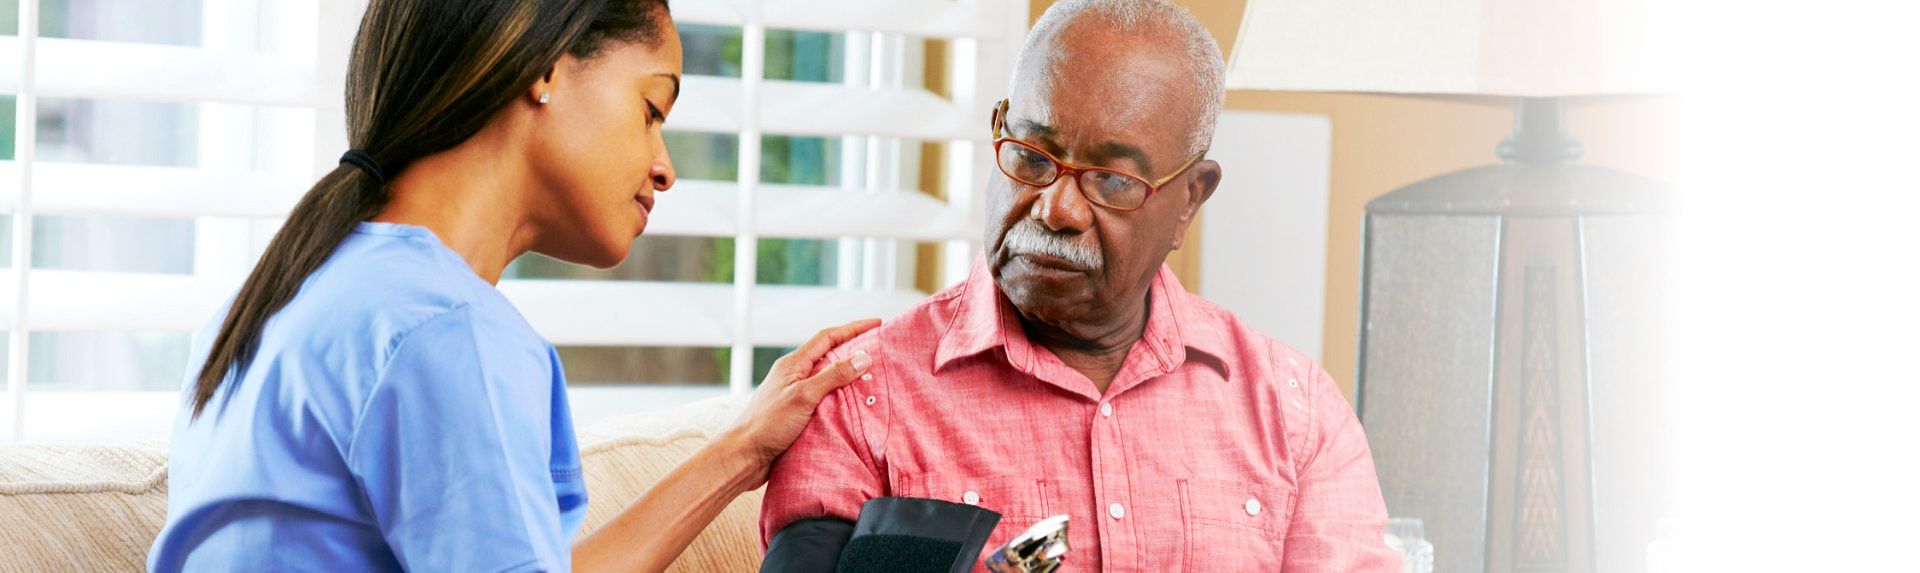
[{"left": 645, "top": 100, "right": 665, "bottom": 126}]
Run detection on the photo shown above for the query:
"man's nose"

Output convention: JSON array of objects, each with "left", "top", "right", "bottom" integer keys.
[{"left": 1031, "top": 174, "right": 1094, "bottom": 233}]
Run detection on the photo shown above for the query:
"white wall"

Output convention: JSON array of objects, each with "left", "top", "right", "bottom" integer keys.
[{"left": 1199, "top": 110, "right": 1332, "bottom": 362}]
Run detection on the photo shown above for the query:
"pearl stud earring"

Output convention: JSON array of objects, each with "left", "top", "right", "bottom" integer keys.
[{"left": 538, "top": 93, "right": 550, "bottom": 104}]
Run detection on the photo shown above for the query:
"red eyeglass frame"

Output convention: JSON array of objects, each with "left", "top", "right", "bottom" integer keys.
[{"left": 989, "top": 99, "right": 1206, "bottom": 212}]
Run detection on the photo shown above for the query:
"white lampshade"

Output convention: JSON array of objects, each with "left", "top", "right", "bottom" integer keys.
[{"left": 1225, "top": 0, "right": 1676, "bottom": 97}]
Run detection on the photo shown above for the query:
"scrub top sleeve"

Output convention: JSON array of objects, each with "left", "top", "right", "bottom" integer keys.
[{"left": 346, "top": 305, "right": 571, "bottom": 573}]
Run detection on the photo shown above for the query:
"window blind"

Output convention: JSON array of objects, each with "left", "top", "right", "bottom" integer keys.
[{"left": 0, "top": 0, "right": 1029, "bottom": 442}]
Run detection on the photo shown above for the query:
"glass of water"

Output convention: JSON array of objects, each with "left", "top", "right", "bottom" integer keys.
[{"left": 1383, "top": 517, "right": 1434, "bottom": 573}]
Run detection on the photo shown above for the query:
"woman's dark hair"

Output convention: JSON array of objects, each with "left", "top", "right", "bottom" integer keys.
[{"left": 190, "top": 0, "right": 672, "bottom": 417}]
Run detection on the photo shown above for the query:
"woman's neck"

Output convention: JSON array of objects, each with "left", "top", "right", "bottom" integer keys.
[{"left": 372, "top": 133, "right": 540, "bottom": 285}]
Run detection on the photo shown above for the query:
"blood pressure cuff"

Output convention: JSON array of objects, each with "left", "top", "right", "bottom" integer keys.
[
  {"left": 761, "top": 497, "right": 1002, "bottom": 573},
  {"left": 762, "top": 516, "right": 856, "bottom": 573}
]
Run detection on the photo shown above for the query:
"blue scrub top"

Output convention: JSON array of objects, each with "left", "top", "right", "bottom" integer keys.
[{"left": 148, "top": 222, "right": 587, "bottom": 572}]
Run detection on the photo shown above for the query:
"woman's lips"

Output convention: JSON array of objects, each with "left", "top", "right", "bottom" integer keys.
[{"left": 634, "top": 193, "right": 655, "bottom": 214}]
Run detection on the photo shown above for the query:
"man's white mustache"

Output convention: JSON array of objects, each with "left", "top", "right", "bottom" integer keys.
[{"left": 1002, "top": 223, "right": 1102, "bottom": 270}]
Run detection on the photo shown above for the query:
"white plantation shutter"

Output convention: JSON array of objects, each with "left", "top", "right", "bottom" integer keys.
[
  {"left": 584, "top": 0, "right": 1028, "bottom": 395},
  {"left": 0, "top": 0, "right": 1027, "bottom": 442}
]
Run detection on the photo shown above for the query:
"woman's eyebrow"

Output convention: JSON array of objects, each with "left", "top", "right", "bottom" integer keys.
[{"left": 655, "top": 72, "right": 681, "bottom": 104}]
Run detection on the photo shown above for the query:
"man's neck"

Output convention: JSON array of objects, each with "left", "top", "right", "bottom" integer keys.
[{"left": 1018, "top": 294, "right": 1151, "bottom": 395}]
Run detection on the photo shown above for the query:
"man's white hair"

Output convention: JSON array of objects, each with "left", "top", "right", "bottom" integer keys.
[{"left": 1011, "top": 0, "right": 1226, "bottom": 155}]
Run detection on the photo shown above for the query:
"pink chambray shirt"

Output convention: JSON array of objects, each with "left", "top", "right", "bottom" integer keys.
[{"left": 761, "top": 260, "right": 1399, "bottom": 572}]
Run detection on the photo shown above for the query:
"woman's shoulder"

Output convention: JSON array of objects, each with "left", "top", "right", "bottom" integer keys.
[{"left": 266, "top": 224, "right": 546, "bottom": 359}]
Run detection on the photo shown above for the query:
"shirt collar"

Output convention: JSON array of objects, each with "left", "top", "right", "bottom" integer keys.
[
  {"left": 934, "top": 257, "right": 1235, "bottom": 380},
  {"left": 932, "top": 257, "right": 1019, "bottom": 372}
]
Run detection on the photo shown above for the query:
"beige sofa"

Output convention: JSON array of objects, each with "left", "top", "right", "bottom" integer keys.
[{"left": 0, "top": 395, "right": 766, "bottom": 572}]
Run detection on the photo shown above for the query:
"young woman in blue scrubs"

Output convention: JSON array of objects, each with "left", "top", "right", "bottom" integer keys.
[{"left": 146, "top": 1, "right": 875, "bottom": 571}]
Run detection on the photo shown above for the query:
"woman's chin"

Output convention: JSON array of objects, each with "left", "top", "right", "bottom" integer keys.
[
  {"left": 590, "top": 245, "right": 632, "bottom": 269},
  {"left": 537, "top": 239, "right": 631, "bottom": 270}
]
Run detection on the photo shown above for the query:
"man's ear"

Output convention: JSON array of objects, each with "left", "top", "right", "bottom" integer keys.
[{"left": 1170, "top": 159, "right": 1222, "bottom": 251}]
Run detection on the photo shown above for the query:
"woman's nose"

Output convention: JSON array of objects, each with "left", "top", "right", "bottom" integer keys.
[{"left": 651, "top": 148, "right": 676, "bottom": 191}]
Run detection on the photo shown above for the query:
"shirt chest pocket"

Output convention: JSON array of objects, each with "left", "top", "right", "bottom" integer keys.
[
  {"left": 904, "top": 473, "right": 1052, "bottom": 570},
  {"left": 1181, "top": 478, "right": 1292, "bottom": 572}
]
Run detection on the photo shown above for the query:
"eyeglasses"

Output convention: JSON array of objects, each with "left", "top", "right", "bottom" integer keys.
[{"left": 989, "top": 99, "right": 1206, "bottom": 212}]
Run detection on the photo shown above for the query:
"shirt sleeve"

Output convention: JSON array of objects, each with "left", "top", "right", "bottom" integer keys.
[
  {"left": 759, "top": 345, "right": 890, "bottom": 550},
  {"left": 1283, "top": 361, "right": 1402, "bottom": 572},
  {"left": 346, "top": 305, "right": 571, "bottom": 573}
]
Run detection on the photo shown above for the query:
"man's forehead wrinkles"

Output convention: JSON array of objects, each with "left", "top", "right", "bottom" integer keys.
[{"left": 1021, "top": 55, "right": 1170, "bottom": 126}]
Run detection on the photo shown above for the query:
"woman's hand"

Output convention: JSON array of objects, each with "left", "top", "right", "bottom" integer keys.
[
  {"left": 726, "top": 318, "right": 880, "bottom": 485},
  {"left": 575, "top": 319, "right": 881, "bottom": 573}
]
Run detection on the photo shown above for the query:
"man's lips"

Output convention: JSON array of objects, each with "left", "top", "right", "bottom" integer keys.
[{"left": 1013, "top": 251, "right": 1091, "bottom": 273}]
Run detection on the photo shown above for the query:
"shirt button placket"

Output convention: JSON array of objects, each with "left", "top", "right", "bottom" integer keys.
[{"left": 1092, "top": 398, "right": 1128, "bottom": 567}]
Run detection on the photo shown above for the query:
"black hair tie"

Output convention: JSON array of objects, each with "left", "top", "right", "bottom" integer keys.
[{"left": 339, "top": 149, "right": 388, "bottom": 185}]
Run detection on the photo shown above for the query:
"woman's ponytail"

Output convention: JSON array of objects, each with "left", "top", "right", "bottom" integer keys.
[{"left": 189, "top": 161, "right": 389, "bottom": 417}]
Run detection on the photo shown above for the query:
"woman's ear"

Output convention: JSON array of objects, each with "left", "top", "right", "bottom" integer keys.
[{"left": 528, "top": 55, "right": 573, "bottom": 105}]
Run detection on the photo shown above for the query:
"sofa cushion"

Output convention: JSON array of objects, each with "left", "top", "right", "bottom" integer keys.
[
  {"left": 575, "top": 393, "right": 765, "bottom": 572},
  {"left": 0, "top": 440, "right": 169, "bottom": 572},
  {"left": 0, "top": 393, "right": 764, "bottom": 571}
]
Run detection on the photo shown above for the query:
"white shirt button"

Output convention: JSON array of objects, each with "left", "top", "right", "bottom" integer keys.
[
  {"left": 1246, "top": 498, "right": 1263, "bottom": 516},
  {"left": 1099, "top": 402, "right": 1113, "bottom": 417},
  {"left": 963, "top": 491, "right": 980, "bottom": 505},
  {"left": 1288, "top": 378, "right": 1299, "bottom": 388},
  {"left": 865, "top": 396, "right": 877, "bottom": 406},
  {"left": 1109, "top": 503, "right": 1125, "bottom": 519}
]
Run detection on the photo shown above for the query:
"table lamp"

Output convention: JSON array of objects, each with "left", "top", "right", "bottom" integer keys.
[{"left": 1225, "top": 1, "right": 1676, "bottom": 572}]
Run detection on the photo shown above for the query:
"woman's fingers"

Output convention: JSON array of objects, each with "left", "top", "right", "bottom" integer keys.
[
  {"left": 770, "top": 319, "right": 881, "bottom": 383},
  {"left": 798, "top": 350, "right": 871, "bottom": 404},
  {"left": 794, "top": 319, "right": 882, "bottom": 362}
]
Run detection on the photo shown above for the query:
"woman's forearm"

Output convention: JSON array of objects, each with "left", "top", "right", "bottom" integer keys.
[{"left": 571, "top": 428, "right": 765, "bottom": 573}]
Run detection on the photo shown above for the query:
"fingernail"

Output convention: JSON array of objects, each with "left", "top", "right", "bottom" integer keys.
[{"left": 851, "top": 351, "right": 872, "bottom": 371}]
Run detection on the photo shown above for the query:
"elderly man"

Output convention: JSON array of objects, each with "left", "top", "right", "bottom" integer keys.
[{"left": 760, "top": 1, "right": 1397, "bottom": 571}]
